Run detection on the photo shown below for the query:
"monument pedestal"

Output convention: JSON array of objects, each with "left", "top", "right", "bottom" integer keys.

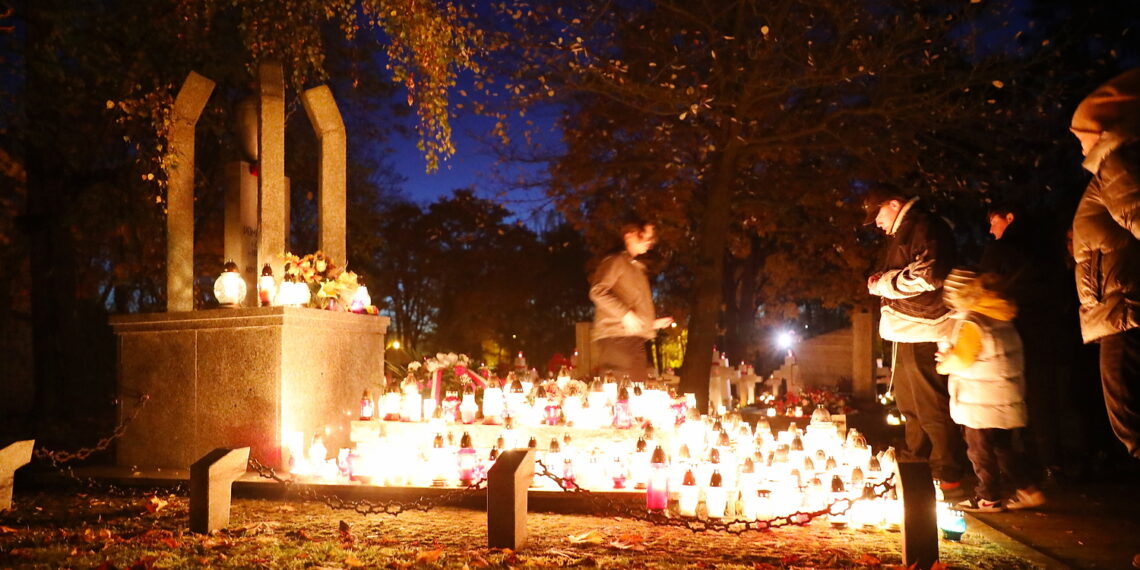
[{"left": 111, "top": 307, "right": 389, "bottom": 470}]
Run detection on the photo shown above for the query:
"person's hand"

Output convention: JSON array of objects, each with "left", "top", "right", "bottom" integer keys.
[
  {"left": 653, "top": 317, "right": 674, "bottom": 329},
  {"left": 622, "top": 311, "right": 645, "bottom": 335},
  {"left": 867, "top": 272, "right": 882, "bottom": 291}
]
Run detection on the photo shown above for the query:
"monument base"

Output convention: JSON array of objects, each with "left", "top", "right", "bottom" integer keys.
[{"left": 111, "top": 307, "right": 389, "bottom": 471}]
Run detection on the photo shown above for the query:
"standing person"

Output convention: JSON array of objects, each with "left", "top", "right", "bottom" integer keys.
[
  {"left": 979, "top": 204, "right": 1075, "bottom": 479},
  {"left": 863, "top": 183, "right": 968, "bottom": 498},
  {"left": 589, "top": 217, "right": 674, "bottom": 382},
  {"left": 1070, "top": 68, "right": 1140, "bottom": 460},
  {"left": 937, "top": 270, "right": 1045, "bottom": 512}
]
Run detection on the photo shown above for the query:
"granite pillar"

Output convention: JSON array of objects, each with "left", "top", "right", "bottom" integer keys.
[
  {"left": 111, "top": 307, "right": 389, "bottom": 470},
  {"left": 0, "top": 440, "right": 34, "bottom": 510},
  {"left": 301, "top": 85, "right": 347, "bottom": 265},
  {"left": 189, "top": 447, "right": 250, "bottom": 533},
  {"left": 257, "top": 61, "right": 287, "bottom": 282},
  {"left": 224, "top": 161, "right": 259, "bottom": 304},
  {"left": 897, "top": 461, "right": 939, "bottom": 569},
  {"left": 167, "top": 71, "right": 215, "bottom": 312},
  {"left": 574, "top": 322, "right": 593, "bottom": 376},
  {"left": 487, "top": 448, "right": 534, "bottom": 549},
  {"left": 851, "top": 308, "right": 875, "bottom": 401}
]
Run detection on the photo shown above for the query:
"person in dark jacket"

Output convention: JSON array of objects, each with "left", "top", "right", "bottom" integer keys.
[
  {"left": 1070, "top": 67, "right": 1140, "bottom": 459},
  {"left": 589, "top": 217, "right": 674, "bottom": 382},
  {"left": 979, "top": 204, "right": 1077, "bottom": 477},
  {"left": 864, "top": 183, "right": 968, "bottom": 496}
]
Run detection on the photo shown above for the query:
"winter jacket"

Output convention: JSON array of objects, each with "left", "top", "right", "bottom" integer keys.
[
  {"left": 590, "top": 251, "right": 657, "bottom": 340},
  {"left": 868, "top": 197, "right": 957, "bottom": 342},
  {"left": 1072, "top": 135, "right": 1140, "bottom": 343},
  {"left": 937, "top": 291, "right": 1028, "bottom": 430}
]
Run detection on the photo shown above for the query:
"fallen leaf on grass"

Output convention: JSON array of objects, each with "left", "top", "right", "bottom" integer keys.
[
  {"left": 200, "top": 537, "right": 232, "bottom": 550},
  {"left": 931, "top": 562, "right": 950, "bottom": 570},
  {"left": 546, "top": 549, "right": 581, "bottom": 559},
  {"left": 855, "top": 553, "right": 882, "bottom": 566},
  {"left": 289, "top": 529, "right": 320, "bottom": 542},
  {"left": 616, "top": 533, "right": 644, "bottom": 545},
  {"left": 416, "top": 548, "right": 444, "bottom": 564},
  {"left": 608, "top": 539, "right": 645, "bottom": 551},
  {"left": 143, "top": 495, "right": 168, "bottom": 514},
  {"left": 0, "top": 525, "right": 19, "bottom": 534},
  {"left": 567, "top": 530, "right": 607, "bottom": 545},
  {"left": 129, "top": 555, "right": 158, "bottom": 569},
  {"left": 345, "top": 555, "right": 366, "bottom": 567}
]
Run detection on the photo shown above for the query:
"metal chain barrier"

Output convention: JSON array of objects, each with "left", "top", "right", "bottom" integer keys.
[
  {"left": 22, "top": 394, "right": 181, "bottom": 497},
  {"left": 249, "top": 455, "right": 895, "bottom": 535},
  {"left": 532, "top": 459, "right": 897, "bottom": 535},
  {"left": 33, "top": 393, "right": 151, "bottom": 465},
  {"left": 247, "top": 456, "right": 488, "bottom": 516}
]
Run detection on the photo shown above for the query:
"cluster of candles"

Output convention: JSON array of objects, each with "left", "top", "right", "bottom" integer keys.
[
  {"left": 291, "top": 404, "right": 906, "bottom": 528},
  {"left": 360, "top": 369, "right": 687, "bottom": 431}
]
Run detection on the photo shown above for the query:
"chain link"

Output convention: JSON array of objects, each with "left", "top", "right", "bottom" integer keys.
[
  {"left": 248, "top": 456, "right": 488, "bottom": 516},
  {"left": 247, "top": 455, "right": 895, "bottom": 535},
  {"left": 33, "top": 394, "right": 151, "bottom": 465},
  {"left": 532, "top": 460, "right": 897, "bottom": 535}
]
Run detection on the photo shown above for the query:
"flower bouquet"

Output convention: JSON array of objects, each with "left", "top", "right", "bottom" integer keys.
[{"left": 281, "top": 251, "right": 378, "bottom": 314}]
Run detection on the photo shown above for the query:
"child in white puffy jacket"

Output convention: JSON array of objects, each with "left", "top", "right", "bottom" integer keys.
[{"left": 937, "top": 270, "right": 1045, "bottom": 512}]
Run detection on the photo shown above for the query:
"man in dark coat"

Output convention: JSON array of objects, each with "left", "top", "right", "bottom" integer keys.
[
  {"left": 864, "top": 183, "right": 968, "bottom": 496},
  {"left": 1070, "top": 68, "right": 1140, "bottom": 460}
]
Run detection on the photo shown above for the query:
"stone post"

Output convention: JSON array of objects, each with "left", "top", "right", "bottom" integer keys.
[
  {"left": 224, "top": 161, "right": 259, "bottom": 304},
  {"left": 487, "top": 448, "right": 534, "bottom": 550},
  {"left": 574, "top": 323, "right": 593, "bottom": 376},
  {"left": 301, "top": 85, "right": 347, "bottom": 265},
  {"left": 851, "top": 308, "right": 875, "bottom": 401},
  {"left": 897, "top": 461, "right": 939, "bottom": 569},
  {"left": 257, "top": 61, "right": 287, "bottom": 282},
  {"left": 0, "top": 440, "right": 34, "bottom": 511},
  {"left": 167, "top": 71, "right": 215, "bottom": 312},
  {"left": 189, "top": 447, "right": 250, "bottom": 534}
]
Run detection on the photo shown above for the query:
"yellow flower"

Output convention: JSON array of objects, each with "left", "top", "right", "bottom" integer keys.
[{"left": 317, "top": 280, "right": 340, "bottom": 298}]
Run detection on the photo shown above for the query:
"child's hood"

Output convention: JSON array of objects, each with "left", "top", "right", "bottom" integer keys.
[{"left": 968, "top": 288, "right": 1017, "bottom": 321}]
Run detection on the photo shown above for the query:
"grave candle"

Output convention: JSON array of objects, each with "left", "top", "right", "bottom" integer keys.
[
  {"left": 646, "top": 446, "right": 668, "bottom": 511},
  {"left": 705, "top": 470, "right": 727, "bottom": 518},
  {"left": 678, "top": 469, "right": 699, "bottom": 516}
]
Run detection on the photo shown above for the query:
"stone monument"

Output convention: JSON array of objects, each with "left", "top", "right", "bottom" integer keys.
[{"left": 112, "top": 62, "right": 389, "bottom": 471}]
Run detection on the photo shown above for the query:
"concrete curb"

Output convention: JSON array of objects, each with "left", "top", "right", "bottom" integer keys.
[{"left": 964, "top": 513, "right": 1072, "bottom": 570}]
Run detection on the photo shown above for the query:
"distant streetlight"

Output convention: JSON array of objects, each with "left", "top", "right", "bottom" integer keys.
[
  {"left": 776, "top": 330, "right": 796, "bottom": 351},
  {"left": 390, "top": 340, "right": 402, "bottom": 350}
]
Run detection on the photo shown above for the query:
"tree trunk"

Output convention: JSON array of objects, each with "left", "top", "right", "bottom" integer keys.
[
  {"left": 24, "top": 1, "right": 78, "bottom": 428},
  {"left": 678, "top": 138, "right": 742, "bottom": 414},
  {"left": 723, "top": 238, "right": 761, "bottom": 367}
]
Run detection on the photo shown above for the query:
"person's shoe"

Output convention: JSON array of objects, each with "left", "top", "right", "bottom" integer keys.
[
  {"left": 938, "top": 480, "right": 968, "bottom": 501},
  {"left": 954, "top": 496, "right": 1005, "bottom": 513},
  {"left": 1006, "top": 487, "right": 1046, "bottom": 510}
]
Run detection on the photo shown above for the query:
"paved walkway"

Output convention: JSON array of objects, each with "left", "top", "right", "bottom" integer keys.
[{"left": 966, "top": 477, "right": 1140, "bottom": 569}]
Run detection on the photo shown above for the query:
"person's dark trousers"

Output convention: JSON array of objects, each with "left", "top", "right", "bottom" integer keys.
[
  {"left": 892, "top": 341, "right": 967, "bottom": 483},
  {"left": 1098, "top": 328, "right": 1140, "bottom": 459},
  {"left": 595, "top": 336, "right": 650, "bottom": 382},
  {"left": 1014, "top": 318, "right": 1054, "bottom": 482},
  {"left": 964, "top": 427, "right": 1033, "bottom": 501}
]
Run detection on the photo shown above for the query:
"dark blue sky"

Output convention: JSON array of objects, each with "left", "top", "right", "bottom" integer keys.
[{"left": 387, "top": 90, "right": 564, "bottom": 217}]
